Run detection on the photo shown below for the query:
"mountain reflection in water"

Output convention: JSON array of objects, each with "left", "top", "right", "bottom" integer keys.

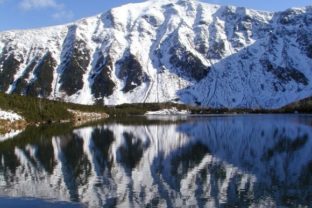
[{"left": 0, "top": 115, "right": 312, "bottom": 207}]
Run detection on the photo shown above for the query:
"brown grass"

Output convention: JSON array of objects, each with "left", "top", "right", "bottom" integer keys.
[{"left": 0, "top": 119, "right": 27, "bottom": 135}]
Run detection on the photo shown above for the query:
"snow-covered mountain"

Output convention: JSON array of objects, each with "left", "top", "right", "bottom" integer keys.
[{"left": 0, "top": 0, "right": 312, "bottom": 108}]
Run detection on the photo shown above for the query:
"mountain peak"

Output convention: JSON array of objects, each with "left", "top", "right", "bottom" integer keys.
[{"left": 0, "top": 1, "right": 311, "bottom": 108}]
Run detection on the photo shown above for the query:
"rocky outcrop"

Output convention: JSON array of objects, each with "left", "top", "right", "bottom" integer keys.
[
  {"left": 26, "top": 52, "right": 57, "bottom": 97},
  {"left": 0, "top": 50, "right": 22, "bottom": 92},
  {"left": 117, "top": 52, "right": 150, "bottom": 93},
  {"left": 91, "top": 53, "right": 116, "bottom": 99},
  {"left": 59, "top": 26, "right": 91, "bottom": 96},
  {"left": 67, "top": 109, "right": 109, "bottom": 125}
]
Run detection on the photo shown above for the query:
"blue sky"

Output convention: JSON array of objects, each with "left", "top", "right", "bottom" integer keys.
[{"left": 0, "top": 0, "right": 311, "bottom": 31}]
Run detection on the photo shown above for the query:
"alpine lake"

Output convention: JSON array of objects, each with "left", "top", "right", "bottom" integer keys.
[{"left": 0, "top": 114, "right": 311, "bottom": 207}]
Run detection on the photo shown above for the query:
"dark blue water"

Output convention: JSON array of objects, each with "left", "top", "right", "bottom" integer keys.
[{"left": 0, "top": 115, "right": 312, "bottom": 207}]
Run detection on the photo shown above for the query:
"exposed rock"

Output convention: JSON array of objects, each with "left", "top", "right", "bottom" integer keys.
[
  {"left": 12, "top": 60, "right": 38, "bottom": 95},
  {"left": 261, "top": 59, "right": 308, "bottom": 86},
  {"left": 0, "top": 49, "right": 22, "bottom": 92},
  {"left": 67, "top": 109, "right": 109, "bottom": 126},
  {"left": 59, "top": 27, "right": 91, "bottom": 96},
  {"left": 117, "top": 52, "right": 149, "bottom": 93},
  {"left": 296, "top": 31, "right": 312, "bottom": 59},
  {"left": 169, "top": 46, "right": 210, "bottom": 81},
  {"left": 207, "top": 41, "right": 226, "bottom": 60},
  {"left": 91, "top": 53, "right": 115, "bottom": 99},
  {"left": 26, "top": 52, "right": 56, "bottom": 97}
]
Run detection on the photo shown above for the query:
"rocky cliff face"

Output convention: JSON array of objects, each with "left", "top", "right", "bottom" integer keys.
[{"left": 0, "top": 0, "right": 311, "bottom": 108}]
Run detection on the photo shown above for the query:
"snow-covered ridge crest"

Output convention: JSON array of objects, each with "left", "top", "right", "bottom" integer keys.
[{"left": 0, "top": 0, "right": 311, "bottom": 108}]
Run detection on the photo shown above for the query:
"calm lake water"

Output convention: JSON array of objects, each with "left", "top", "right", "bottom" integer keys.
[{"left": 0, "top": 115, "right": 312, "bottom": 207}]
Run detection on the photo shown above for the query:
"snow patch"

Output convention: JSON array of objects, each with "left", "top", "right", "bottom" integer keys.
[
  {"left": 145, "top": 107, "right": 190, "bottom": 115},
  {"left": 0, "top": 109, "right": 23, "bottom": 121}
]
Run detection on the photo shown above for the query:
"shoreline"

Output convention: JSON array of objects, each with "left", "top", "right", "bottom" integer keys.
[
  {"left": 1, "top": 99, "right": 311, "bottom": 136},
  {"left": 0, "top": 109, "right": 110, "bottom": 135},
  {"left": 1, "top": 111, "right": 311, "bottom": 137},
  {"left": 0, "top": 119, "right": 28, "bottom": 135}
]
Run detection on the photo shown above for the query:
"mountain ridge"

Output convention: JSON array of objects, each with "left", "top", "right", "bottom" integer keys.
[{"left": 0, "top": 0, "right": 311, "bottom": 108}]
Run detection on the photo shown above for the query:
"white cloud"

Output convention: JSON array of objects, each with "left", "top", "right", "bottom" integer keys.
[
  {"left": 19, "top": 0, "right": 74, "bottom": 22},
  {"left": 19, "top": 0, "right": 63, "bottom": 10},
  {"left": 52, "top": 10, "right": 74, "bottom": 21}
]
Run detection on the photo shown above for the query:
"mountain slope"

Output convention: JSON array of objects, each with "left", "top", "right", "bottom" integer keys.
[{"left": 0, "top": 0, "right": 311, "bottom": 108}]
